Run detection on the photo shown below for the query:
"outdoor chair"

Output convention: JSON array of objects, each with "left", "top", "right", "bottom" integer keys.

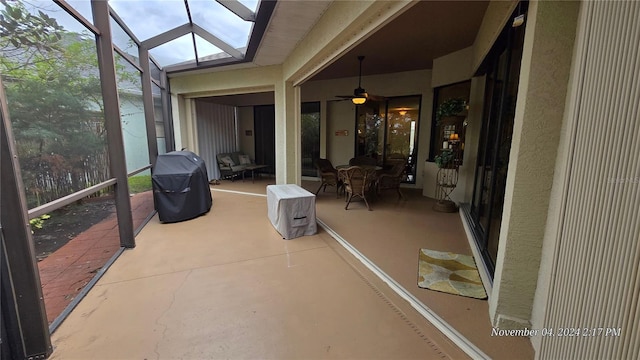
[
  {"left": 377, "top": 160, "right": 406, "bottom": 199},
  {"left": 315, "top": 158, "right": 342, "bottom": 197},
  {"left": 341, "top": 166, "right": 375, "bottom": 210}
]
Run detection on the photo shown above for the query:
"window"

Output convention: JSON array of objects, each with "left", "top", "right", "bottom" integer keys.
[
  {"left": 468, "top": 2, "right": 528, "bottom": 275},
  {"left": 355, "top": 95, "right": 421, "bottom": 183},
  {"left": 301, "top": 102, "right": 320, "bottom": 177},
  {"left": 429, "top": 81, "right": 471, "bottom": 164}
]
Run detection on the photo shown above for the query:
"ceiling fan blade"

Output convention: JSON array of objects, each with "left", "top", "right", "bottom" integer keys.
[{"left": 335, "top": 95, "right": 354, "bottom": 99}]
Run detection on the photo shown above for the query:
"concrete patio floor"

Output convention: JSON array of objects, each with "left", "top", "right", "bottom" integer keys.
[
  {"left": 46, "top": 177, "right": 534, "bottom": 359},
  {"left": 49, "top": 189, "right": 469, "bottom": 359}
]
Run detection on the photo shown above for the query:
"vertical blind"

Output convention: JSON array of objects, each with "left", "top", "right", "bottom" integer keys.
[{"left": 195, "top": 101, "right": 237, "bottom": 180}]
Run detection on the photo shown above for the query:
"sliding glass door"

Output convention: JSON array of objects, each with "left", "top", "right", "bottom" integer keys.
[
  {"left": 469, "top": 3, "right": 527, "bottom": 274},
  {"left": 355, "top": 95, "right": 421, "bottom": 183},
  {"left": 301, "top": 102, "right": 320, "bottom": 177}
]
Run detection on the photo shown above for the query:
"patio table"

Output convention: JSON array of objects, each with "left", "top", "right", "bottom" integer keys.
[{"left": 242, "top": 164, "right": 269, "bottom": 183}]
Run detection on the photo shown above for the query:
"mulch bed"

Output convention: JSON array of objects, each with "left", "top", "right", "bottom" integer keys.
[{"left": 32, "top": 197, "right": 116, "bottom": 261}]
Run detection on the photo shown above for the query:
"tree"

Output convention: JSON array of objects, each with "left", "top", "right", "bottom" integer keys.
[
  {"left": 1, "top": 1, "right": 109, "bottom": 207},
  {"left": 0, "top": 0, "right": 63, "bottom": 74}
]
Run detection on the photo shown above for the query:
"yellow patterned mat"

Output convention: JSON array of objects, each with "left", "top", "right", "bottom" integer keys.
[{"left": 417, "top": 249, "right": 487, "bottom": 299}]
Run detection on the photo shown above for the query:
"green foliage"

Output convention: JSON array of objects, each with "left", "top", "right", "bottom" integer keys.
[
  {"left": 128, "top": 175, "right": 152, "bottom": 194},
  {"left": 29, "top": 214, "right": 51, "bottom": 233},
  {"left": 0, "top": 1, "right": 62, "bottom": 51},
  {"left": 436, "top": 98, "right": 466, "bottom": 124},
  {"left": 434, "top": 149, "right": 455, "bottom": 168},
  {"left": 1, "top": 3, "right": 109, "bottom": 207}
]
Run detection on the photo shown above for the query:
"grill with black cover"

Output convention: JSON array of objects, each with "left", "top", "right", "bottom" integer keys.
[{"left": 152, "top": 151, "right": 212, "bottom": 223}]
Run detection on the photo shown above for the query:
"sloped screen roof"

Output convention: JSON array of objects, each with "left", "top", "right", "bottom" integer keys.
[{"left": 109, "top": 0, "right": 259, "bottom": 68}]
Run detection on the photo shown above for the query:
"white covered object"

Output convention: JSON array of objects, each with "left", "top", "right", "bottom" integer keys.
[{"left": 267, "top": 184, "right": 317, "bottom": 239}]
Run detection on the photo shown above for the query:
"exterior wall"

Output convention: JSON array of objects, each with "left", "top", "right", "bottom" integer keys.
[
  {"left": 170, "top": 93, "right": 186, "bottom": 151},
  {"left": 169, "top": 65, "right": 281, "bottom": 97},
  {"left": 490, "top": 0, "right": 580, "bottom": 329},
  {"left": 326, "top": 100, "right": 355, "bottom": 167},
  {"left": 431, "top": 46, "right": 474, "bottom": 88},
  {"left": 274, "top": 81, "right": 301, "bottom": 184}
]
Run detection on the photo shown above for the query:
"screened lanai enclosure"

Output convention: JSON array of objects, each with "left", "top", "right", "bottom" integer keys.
[{"left": 0, "top": 0, "right": 274, "bottom": 358}]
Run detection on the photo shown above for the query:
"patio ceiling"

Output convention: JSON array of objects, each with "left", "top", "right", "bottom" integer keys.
[{"left": 310, "top": 0, "right": 490, "bottom": 81}]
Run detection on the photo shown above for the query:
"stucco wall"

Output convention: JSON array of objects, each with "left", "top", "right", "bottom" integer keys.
[
  {"left": 431, "top": 47, "right": 474, "bottom": 89},
  {"left": 326, "top": 100, "right": 355, "bottom": 167},
  {"left": 490, "top": 0, "right": 580, "bottom": 329}
]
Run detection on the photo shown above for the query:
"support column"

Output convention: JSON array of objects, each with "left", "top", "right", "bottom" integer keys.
[
  {"left": 139, "top": 48, "right": 159, "bottom": 167},
  {"left": 162, "top": 71, "right": 175, "bottom": 152},
  {"left": 0, "top": 73, "right": 52, "bottom": 360},
  {"left": 274, "top": 80, "right": 301, "bottom": 184},
  {"left": 92, "top": 0, "right": 135, "bottom": 248}
]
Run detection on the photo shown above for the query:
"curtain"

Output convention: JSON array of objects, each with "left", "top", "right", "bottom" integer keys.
[{"left": 195, "top": 101, "right": 237, "bottom": 180}]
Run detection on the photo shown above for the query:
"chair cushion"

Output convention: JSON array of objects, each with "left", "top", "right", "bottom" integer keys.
[
  {"left": 238, "top": 154, "right": 252, "bottom": 165},
  {"left": 220, "top": 155, "right": 235, "bottom": 166}
]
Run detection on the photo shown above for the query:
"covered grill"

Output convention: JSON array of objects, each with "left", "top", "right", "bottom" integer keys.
[{"left": 152, "top": 151, "right": 212, "bottom": 223}]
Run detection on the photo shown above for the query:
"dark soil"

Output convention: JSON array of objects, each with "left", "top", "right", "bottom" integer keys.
[{"left": 32, "top": 198, "right": 116, "bottom": 261}]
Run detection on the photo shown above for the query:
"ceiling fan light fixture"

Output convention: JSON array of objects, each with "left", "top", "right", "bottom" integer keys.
[{"left": 352, "top": 96, "right": 367, "bottom": 105}]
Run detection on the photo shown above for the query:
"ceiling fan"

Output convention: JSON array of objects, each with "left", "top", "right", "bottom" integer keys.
[{"left": 336, "top": 55, "right": 385, "bottom": 105}]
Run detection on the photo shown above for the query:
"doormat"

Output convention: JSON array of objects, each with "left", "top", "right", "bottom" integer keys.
[{"left": 417, "top": 249, "right": 487, "bottom": 299}]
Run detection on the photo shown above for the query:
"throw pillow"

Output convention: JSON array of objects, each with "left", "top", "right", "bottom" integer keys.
[
  {"left": 238, "top": 154, "right": 252, "bottom": 165},
  {"left": 220, "top": 155, "right": 235, "bottom": 166}
]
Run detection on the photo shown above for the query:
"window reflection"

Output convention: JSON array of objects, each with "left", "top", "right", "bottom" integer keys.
[
  {"left": 115, "top": 53, "right": 150, "bottom": 173},
  {"left": 110, "top": 16, "right": 139, "bottom": 64}
]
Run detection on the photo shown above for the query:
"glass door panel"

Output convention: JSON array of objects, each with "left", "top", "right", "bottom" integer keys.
[
  {"left": 356, "top": 100, "right": 385, "bottom": 163},
  {"left": 355, "top": 96, "right": 421, "bottom": 182},
  {"left": 301, "top": 102, "right": 320, "bottom": 177},
  {"left": 469, "top": 2, "right": 527, "bottom": 274},
  {"left": 486, "top": 21, "right": 527, "bottom": 265},
  {"left": 385, "top": 96, "right": 421, "bottom": 182}
]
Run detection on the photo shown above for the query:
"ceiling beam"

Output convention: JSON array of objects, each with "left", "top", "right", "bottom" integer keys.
[
  {"left": 193, "top": 24, "right": 244, "bottom": 59},
  {"left": 216, "top": 0, "right": 256, "bottom": 21},
  {"left": 141, "top": 23, "right": 192, "bottom": 50},
  {"left": 108, "top": 3, "right": 141, "bottom": 45}
]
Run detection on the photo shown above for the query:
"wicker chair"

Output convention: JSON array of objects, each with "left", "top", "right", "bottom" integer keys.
[
  {"left": 315, "top": 158, "right": 342, "bottom": 197},
  {"left": 349, "top": 156, "right": 378, "bottom": 166},
  {"left": 377, "top": 160, "right": 406, "bottom": 199},
  {"left": 341, "top": 166, "right": 375, "bottom": 210}
]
